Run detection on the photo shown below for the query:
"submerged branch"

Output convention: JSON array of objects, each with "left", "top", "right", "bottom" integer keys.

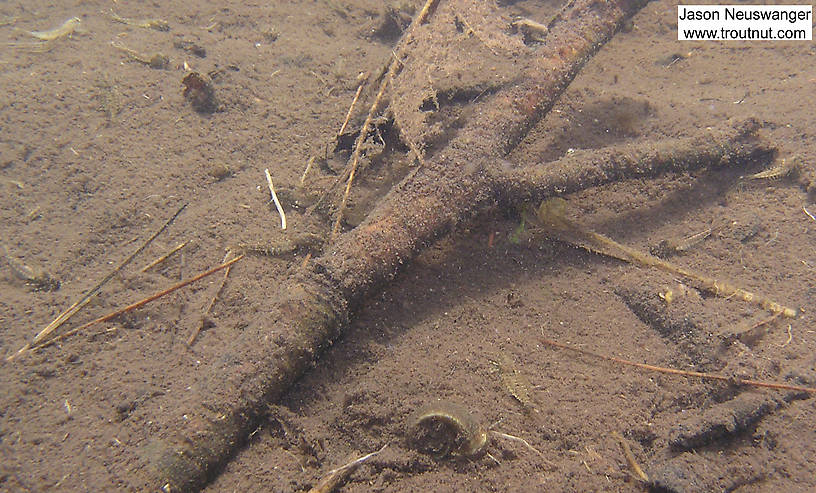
[
  {"left": 149, "top": 1, "right": 769, "bottom": 491},
  {"left": 494, "top": 119, "right": 772, "bottom": 206}
]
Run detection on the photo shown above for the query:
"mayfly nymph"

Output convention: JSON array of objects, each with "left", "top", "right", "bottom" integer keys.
[
  {"left": 110, "top": 13, "right": 170, "bottom": 32},
  {"left": 409, "top": 401, "right": 487, "bottom": 458},
  {"left": 742, "top": 155, "right": 800, "bottom": 180},
  {"left": 26, "top": 16, "right": 81, "bottom": 41},
  {"left": 111, "top": 42, "right": 170, "bottom": 69},
  {"left": 491, "top": 352, "right": 535, "bottom": 410}
]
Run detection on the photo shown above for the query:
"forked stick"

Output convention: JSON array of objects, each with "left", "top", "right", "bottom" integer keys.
[{"left": 152, "top": 2, "right": 730, "bottom": 490}]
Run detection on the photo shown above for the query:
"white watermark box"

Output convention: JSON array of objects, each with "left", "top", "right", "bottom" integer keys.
[{"left": 678, "top": 5, "right": 812, "bottom": 40}]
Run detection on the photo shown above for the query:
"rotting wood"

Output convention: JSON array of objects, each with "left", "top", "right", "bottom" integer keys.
[
  {"left": 493, "top": 120, "right": 772, "bottom": 205},
  {"left": 668, "top": 393, "right": 782, "bottom": 452},
  {"left": 153, "top": 269, "right": 348, "bottom": 492},
  {"left": 146, "top": 1, "right": 778, "bottom": 490}
]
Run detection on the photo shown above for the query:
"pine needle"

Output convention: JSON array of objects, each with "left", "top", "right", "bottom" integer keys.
[
  {"left": 30, "top": 255, "right": 243, "bottom": 353},
  {"left": 538, "top": 332, "right": 816, "bottom": 394},
  {"left": 7, "top": 203, "right": 187, "bottom": 361}
]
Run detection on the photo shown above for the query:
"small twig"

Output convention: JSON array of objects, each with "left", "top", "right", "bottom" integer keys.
[
  {"left": 327, "top": 444, "right": 387, "bottom": 476},
  {"left": 300, "top": 156, "right": 316, "bottom": 185},
  {"left": 141, "top": 241, "right": 188, "bottom": 272},
  {"left": 331, "top": 74, "right": 389, "bottom": 241},
  {"left": 804, "top": 206, "right": 816, "bottom": 222},
  {"left": 187, "top": 250, "right": 235, "bottom": 346},
  {"left": 611, "top": 431, "right": 649, "bottom": 482},
  {"left": 307, "top": 444, "right": 388, "bottom": 493},
  {"left": 777, "top": 324, "right": 793, "bottom": 348},
  {"left": 7, "top": 203, "right": 187, "bottom": 361},
  {"left": 337, "top": 72, "right": 368, "bottom": 137},
  {"left": 264, "top": 168, "right": 287, "bottom": 230},
  {"left": 490, "top": 431, "right": 541, "bottom": 456},
  {"left": 490, "top": 430, "right": 554, "bottom": 468},
  {"left": 538, "top": 332, "right": 816, "bottom": 394},
  {"left": 30, "top": 255, "right": 243, "bottom": 352}
]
